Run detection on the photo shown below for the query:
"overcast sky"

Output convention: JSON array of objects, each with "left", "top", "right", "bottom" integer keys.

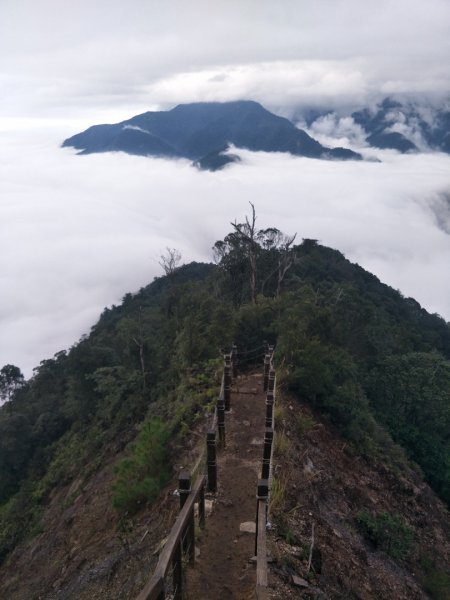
[
  {"left": 1, "top": 0, "right": 450, "bottom": 376},
  {"left": 2, "top": 0, "right": 450, "bottom": 124}
]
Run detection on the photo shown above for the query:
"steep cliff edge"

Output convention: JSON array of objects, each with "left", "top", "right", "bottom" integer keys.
[{"left": 267, "top": 392, "right": 450, "bottom": 599}]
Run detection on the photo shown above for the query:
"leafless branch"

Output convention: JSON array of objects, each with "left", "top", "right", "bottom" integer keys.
[{"left": 158, "top": 247, "right": 182, "bottom": 275}]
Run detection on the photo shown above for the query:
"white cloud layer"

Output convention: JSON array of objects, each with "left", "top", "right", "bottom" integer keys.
[
  {"left": 1, "top": 125, "right": 450, "bottom": 376},
  {"left": 1, "top": 0, "right": 450, "bottom": 376}
]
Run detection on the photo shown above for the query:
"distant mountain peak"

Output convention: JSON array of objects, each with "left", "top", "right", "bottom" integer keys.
[
  {"left": 296, "top": 96, "right": 450, "bottom": 155},
  {"left": 62, "top": 100, "right": 361, "bottom": 169},
  {"left": 352, "top": 96, "right": 449, "bottom": 153}
]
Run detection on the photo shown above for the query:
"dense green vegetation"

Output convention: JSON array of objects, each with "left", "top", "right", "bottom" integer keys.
[
  {"left": 421, "top": 555, "right": 450, "bottom": 600},
  {"left": 112, "top": 417, "right": 170, "bottom": 513},
  {"left": 356, "top": 511, "right": 413, "bottom": 559},
  {"left": 0, "top": 261, "right": 225, "bottom": 561},
  {"left": 1, "top": 213, "right": 450, "bottom": 565}
]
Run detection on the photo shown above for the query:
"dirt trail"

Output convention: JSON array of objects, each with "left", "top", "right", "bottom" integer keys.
[{"left": 185, "top": 372, "right": 267, "bottom": 600}]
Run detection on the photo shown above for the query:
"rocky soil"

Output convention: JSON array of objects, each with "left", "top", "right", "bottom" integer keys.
[{"left": 266, "top": 390, "right": 450, "bottom": 599}]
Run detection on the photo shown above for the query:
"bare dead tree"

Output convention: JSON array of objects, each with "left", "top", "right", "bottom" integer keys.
[
  {"left": 231, "top": 202, "right": 258, "bottom": 303},
  {"left": 276, "top": 233, "right": 297, "bottom": 296},
  {"left": 158, "top": 247, "right": 182, "bottom": 276},
  {"left": 259, "top": 231, "right": 298, "bottom": 296}
]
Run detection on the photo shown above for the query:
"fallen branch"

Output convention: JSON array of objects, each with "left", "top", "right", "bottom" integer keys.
[{"left": 307, "top": 522, "right": 315, "bottom": 572}]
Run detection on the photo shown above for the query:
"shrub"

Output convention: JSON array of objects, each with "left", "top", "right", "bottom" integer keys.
[
  {"left": 273, "top": 404, "right": 284, "bottom": 429},
  {"left": 112, "top": 418, "right": 170, "bottom": 514},
  {"left": 270, "top": 475, "right": 287, "bottom": 512},
  {"left": 356, "top": 511, "right": 413, "bottom": 560},
  {"left": 421, "top": 555, "right": 450, "bottom": 600},
  {"left": 274, "top": 431, "right": 291, "bottom": 458},
  {"left": 295, "top": 412, "right": 316, "bottom": 435}
]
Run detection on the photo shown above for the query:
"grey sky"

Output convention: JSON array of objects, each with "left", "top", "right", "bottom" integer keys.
[
  {"left": 2, "top": 0, "right": 450, "bottom": 124},
  {"left": 1, "top": 0, "right": 450, "bottom": 376}
]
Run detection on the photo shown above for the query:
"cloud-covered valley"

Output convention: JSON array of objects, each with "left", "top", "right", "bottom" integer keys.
[
  {"left": 2, "top": 0, "right": 450, "bottom": 376},
  {"left": 1, "top": 124, "right": 450, "bottom": 376}
]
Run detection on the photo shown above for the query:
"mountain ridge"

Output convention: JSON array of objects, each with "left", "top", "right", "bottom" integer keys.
[
  {"left": 62, "top": 100, "right": 362, "bottom": 169},
  {"left": 1, "top": 232, "right": 449, "bottom": 598},
  {"left": 300, "top": 96, "right": 450, "bottom": 154}
]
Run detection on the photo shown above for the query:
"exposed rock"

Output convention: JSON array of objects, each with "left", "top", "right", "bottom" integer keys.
[
  {"left": 292, "top": 574, "right": 309, "bottom": 587},
  {"left": 239, "top": 522, "right": 256, "bottom": 534}
]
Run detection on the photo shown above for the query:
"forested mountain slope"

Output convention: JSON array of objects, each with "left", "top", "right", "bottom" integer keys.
[{"left": 1, "top": 222, "right": 449, "bottom": 598}]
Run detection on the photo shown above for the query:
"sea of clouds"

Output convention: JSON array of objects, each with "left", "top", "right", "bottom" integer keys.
[{"left": 1, "top": 124, "right": 450, "bottom": 377}]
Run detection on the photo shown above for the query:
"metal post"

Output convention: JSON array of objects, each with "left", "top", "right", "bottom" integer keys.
[
  {"left": 261, "top": 428, "right": 274, "bottom": 480},
  {"left": 206, "top": 430, "right": 217, "bottom": 493}
]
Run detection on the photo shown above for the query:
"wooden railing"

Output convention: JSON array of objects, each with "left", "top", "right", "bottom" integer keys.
[
  {"left": 136, "top": 474, "right": 206, "bottom": 600},
  {"left": 255, "top": 345, "right": 276, "bottom": 599},
  {"left": 135, "top": 344, "right": 276, "bottom": 600},
  {"left": 136, "top": 349, "right": 237, "bottom": 600}
]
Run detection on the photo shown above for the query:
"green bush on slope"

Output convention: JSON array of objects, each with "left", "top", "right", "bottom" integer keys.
[
  {"left": 112, "top": 418, "right": 170, "bottom": 514},
  {"left": 357, "top": 511, "right": 413, "bottom": 560}
]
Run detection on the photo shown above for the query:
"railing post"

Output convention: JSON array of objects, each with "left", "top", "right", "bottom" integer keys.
[
  {"left": 179, "top": 470, "right": 191, "bottom": 510},
  {"left": 224, "top": 354, "right": 232, "bottom": 411},
  {"left": 267, "top": 369, "right": 275, "bottom": 393},
  {"left": 218, "top": 396, "right": 226, "bottom": 447},
  {"left": 198, "top": 480, "right": 206, "bottom": 528},
  {"left": 206, "top": 430, "right": 217, "bottom": 493},
  {"left": 261, "top": 428, "right": 274, "bottom": 480},
  {"left": 173, "top": 540, "right": 183, "bottom": 600},
  {"left": 187, "top": 509, "right": 195, "bottom": 564},
  {"left": 157, "top": 584, "right": 165, "bottom": 600},
  {"left": 179, "top": 470, "right": 192, "bottom": 559},
  {"left": 255, "top": 479, "right": 269, "bottom": 555},
  {"left": 265, "top": 392, "right": 274, "bottom": 429},
  {"left": 232, "top": 344, "right": 238, "bottom": 378},
  {"left": 263, "top": 354, "right": 270, "bottom": 391}
]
